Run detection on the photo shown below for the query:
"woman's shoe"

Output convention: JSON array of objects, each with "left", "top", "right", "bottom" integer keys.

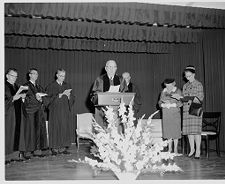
[{"left": 188, "top": 152, "right": 195, "bottom": 158}]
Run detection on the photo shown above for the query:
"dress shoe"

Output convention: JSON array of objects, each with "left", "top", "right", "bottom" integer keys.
[
  {"left": 194, "top": 156, "right": 200, "bottom": 159},
  {"left": 19, "top": 153, "right": 31, "bottom": 160},
  {"left": 51, "top": 150, "right": 58, "bottom": 156},
  {"left": 33, "top": 154, "right": 46, "bottom": 158},
  {"left": 5, "top": 160, "right": 11, "bottom": 165}
]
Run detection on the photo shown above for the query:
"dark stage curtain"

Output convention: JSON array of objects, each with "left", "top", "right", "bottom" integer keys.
[
  {"left": 5, "top": 34, "right": 225, "bottom": 150},
  {"left": 5, "top": 16, "right": 198, "bottom": 44},
  {"left": 5, "top": 42, "right": 205, "bottom": 144},
  {"left": 4, "top": 3, "right": 225, "bottom": 151},
  {"left": 5, "top": 3, "right": 225, "bottom": 28},
  {"left": 202, "top": 29, "right": 225, "bottom": 151},
  {"left": 5, "top": 35, "right": 174, "bottom": 54}
]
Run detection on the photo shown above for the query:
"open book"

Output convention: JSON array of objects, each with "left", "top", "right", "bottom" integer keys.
[{"left": 108, "top": 85, "right": 120, "bottom": 93}]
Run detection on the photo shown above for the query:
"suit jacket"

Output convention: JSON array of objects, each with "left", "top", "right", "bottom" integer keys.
[{"left": 125, "top": 82, "right": 142, "bottom": 113}]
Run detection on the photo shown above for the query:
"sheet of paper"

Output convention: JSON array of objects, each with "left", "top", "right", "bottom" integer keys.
[
  {"left": 36, "top": 92, "right": 48, "bottom": 97},
  {"left": 66, "top": 89, "right": 72, "bottom": 92},
  {"left": 64, "top": 89, "right": 72, "bottom": 93},
  {"left": 108, "top": 85, "right": 120, "bottom": 93}
]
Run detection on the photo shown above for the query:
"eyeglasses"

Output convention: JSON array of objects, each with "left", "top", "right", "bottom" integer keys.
[
  {"left": 30, "top": 73, "right": 38, "bottom": 75},
  {"left": 185, "top": 74, "right": 192, "bottom": 78},
  {"left": 8, "top": 74, "right": 18, "bottom": 78}
]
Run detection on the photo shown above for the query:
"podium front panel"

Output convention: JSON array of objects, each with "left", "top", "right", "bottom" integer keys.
[{"left": 97, "top": 92, "right": 135, "bottom": 106}]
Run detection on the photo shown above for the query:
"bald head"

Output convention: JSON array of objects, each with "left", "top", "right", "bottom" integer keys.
[
  {"left": 105, "top": 60, "right": 117, "bottom": 78},
  {"left": 122, "top": 72, "right": 131, "bottom": 84}
]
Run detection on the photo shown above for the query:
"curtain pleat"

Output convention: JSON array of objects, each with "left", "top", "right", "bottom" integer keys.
[
  {"left": 5, "top": 35, "right": 174, "bottom": 53},
  {"left": 5, "top": 3, "right": 225, "bottom": 28},
  {"left": 202, "top": 29, "right": 225, "bottom": 151},
  {"left": 5, "top": 30, "right": 225, "bottom": 150},
  {"left": 5, "top": 17, "right": 198, "bottom": 43}
]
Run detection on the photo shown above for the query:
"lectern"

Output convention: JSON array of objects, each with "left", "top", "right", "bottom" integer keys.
[
  {"left": 97, "top": 92, "right": 135, "bottom": 106},
  {"left": 94, "top": 92, "right": 135, "bottom": 128}
]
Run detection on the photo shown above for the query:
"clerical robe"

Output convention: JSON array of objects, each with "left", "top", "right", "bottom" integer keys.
[
  {"left": 19, "top": 81, "right": 47, "bottom": 152},
  {"left": 45, "top": 81, "right": 75, "bottom": 149},
  {"left": 5, "top": 82, "right": 22, "bottom": 155},
  {"left": 90, "top": 74, "right": 127, "bottom": 128}
]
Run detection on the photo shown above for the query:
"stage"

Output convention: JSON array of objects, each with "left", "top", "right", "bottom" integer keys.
[{"left": 5, "top": 142, "right": 225, "bottom": 180}]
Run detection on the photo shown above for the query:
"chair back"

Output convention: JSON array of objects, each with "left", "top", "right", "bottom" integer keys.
[
  {"left": 202, "top": 112, "right": 221, "bottom": 134},
  {"left": 76, "top": 113, "right": 95, "bottom": 139}
]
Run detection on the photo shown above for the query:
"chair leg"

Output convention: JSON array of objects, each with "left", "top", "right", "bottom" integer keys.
[
  {"left": 216, "top": 137, "right": 220, "bottom": 157},
  {"left": 182, "top": 136, "right": 185, "bottom": 155},
  {"left": 206, "top": 136, "right": 209, "bottom": 158},
  {"left": 76, "top": 137, "right": 79, "bottom": 151}
]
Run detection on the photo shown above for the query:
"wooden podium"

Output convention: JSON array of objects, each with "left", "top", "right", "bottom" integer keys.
[
  {"left": 94, "top": 92, "right": 135, "bottom": 128},
  {"left": 97, "top": 92, "right": 135, "bottom": 106}
]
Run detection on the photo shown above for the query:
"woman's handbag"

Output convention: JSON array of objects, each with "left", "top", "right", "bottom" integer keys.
[{"left": 189, "top": 97, "right": 203, "bottom": 117}]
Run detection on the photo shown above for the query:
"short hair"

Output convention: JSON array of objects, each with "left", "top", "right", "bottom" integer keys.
[
  {"left": 29, "top": 68, "right": 38, "bottom": 74},
  {"left": 184, "top": 65, "right": 196, "bottom": 74},
  {"left": 122, "top": 72, "right": 131, "bottom": 77},
  {"left": 105, "top": 60, "right": 117, "bottom": 67},
  {"left": 57, "top": 68, "right": 66, "bottom": 74},
  {"left": 163, "top": 78, "right": 175, "bottom": 85},
  {"left": 6, "top": 68, "right": 17, "bottom": 75}
]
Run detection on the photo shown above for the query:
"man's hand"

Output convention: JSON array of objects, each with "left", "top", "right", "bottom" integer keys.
[{"left": 35, "top": 93, "right": 42, "bottom": 102}]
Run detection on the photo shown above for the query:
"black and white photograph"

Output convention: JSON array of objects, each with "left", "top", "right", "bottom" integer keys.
[{"left": 2, "top": 0, "right": 225, "bottom": 182}]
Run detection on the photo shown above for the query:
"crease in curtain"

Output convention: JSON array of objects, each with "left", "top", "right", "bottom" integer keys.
[
  {"left": 5, "top": 35, "right": 174, "bottom": 53},
  {"left": 5, "top": 3, "right": 225, "bottom": 28},
  {"left": 5, "top": 17, "right": 198, "bottom": 43}
]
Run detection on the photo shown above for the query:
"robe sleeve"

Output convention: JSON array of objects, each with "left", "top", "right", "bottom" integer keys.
[
  {"left": 90, "top": 77, "right": 103, "bottom": 105},
  {"left": 44, "top": 84, "right": 59, "bottom": 108},
  {"left": 67, "top": 84, "right": 75, "bottom": 109},
  {"left": 5, "top": 85, "right": 14, "bottom": 112},
  {"left": 133, "top": 84, "right": 141, "bottom": 113}
]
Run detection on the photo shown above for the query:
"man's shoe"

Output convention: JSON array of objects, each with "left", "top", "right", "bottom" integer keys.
[
  {"left": 33, "top": 154, "right": 46, "bottom": 158},
  {"left": 51, "top": 150, "right": 58, "bottom": 156},
  {"left": 61, "top": 150, "right": 71, "bottom": 155},
  {"left": 5, "top": 160, "right": 11, "bottom": 165}
]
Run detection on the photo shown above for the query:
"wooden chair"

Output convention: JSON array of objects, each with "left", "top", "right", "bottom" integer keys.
[
  {"left": 76, "top": 113, "right": 95, "bottom": 150},
  {"left": 201, "top": 112, "right": 221, "bottom": 158}
]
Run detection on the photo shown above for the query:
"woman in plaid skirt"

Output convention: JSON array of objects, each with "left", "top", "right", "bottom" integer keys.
[{"left": 172, "top": 65, "right": 204, "bottom": 159}]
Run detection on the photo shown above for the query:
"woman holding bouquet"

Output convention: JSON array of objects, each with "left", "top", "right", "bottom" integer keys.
[{"left": 158, "top": 78, "right": 182, "bottom": 154}]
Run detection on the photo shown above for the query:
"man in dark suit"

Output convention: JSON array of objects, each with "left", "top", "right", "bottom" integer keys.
[
  {"left": 122, "top": 72, "right": 142, "bottom": 126},
  {"left": 19, "top": 68, "right": 47, "bottom": 159}
]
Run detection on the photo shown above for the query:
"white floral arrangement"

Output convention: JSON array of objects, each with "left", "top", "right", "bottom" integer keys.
[{"left": 69, "top": 99, "right": 182, "bottom": 178}]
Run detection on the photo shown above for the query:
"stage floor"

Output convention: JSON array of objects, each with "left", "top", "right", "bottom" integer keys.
[{"left": 5, "top": 143, "right": 225, "bottom": 180}]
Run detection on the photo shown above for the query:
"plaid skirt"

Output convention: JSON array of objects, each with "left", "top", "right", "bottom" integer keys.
[{"left": 182, "top": 102, "right": 202, "bottom": 135}]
